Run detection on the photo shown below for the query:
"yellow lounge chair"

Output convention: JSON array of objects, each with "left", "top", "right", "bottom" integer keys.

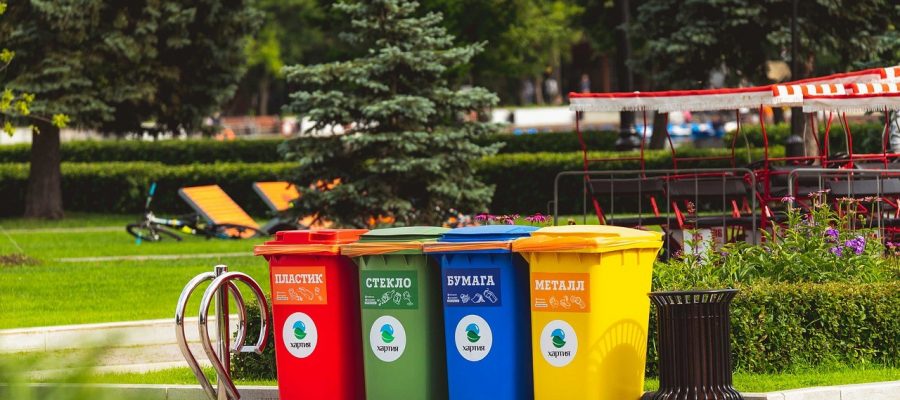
[{"left": 178, "top": 185, "right": 263, "bottom": 238}]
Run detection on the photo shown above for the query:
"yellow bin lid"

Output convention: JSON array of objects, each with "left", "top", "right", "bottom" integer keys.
[{"left": 511, "top": 225, "right": 663, "bottom": 254}]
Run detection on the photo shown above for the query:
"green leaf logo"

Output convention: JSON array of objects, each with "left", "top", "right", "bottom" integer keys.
[
  {"left": 380, "top": 324, "right": 395, "bottom": 343},
  {"left": 465, "top": 323, "right": 481, "bottom": 343},
  {"left": 551, "top": 328, "right": 566, "bottom": 349},
  {"left": 293, "top": 320, "right": 307, "bottom": 340}
]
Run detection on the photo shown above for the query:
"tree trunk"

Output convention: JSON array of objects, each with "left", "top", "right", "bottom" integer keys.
[
  {"left": 258, "top": 72, "right": 270, "bottom": 116},
  {"left": 24, "top": 121, "right": 64, "bottom": 219},
  {"left": 648, "top": 111, "right": 668, "bottom": 149},
  {"left": 534, "top": 75, "right": 545, "bottom": 105}
]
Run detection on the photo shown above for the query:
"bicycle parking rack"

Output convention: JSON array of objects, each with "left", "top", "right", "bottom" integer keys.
[{"left": 176, "top": 265, "right": 271, "bottom": 400}]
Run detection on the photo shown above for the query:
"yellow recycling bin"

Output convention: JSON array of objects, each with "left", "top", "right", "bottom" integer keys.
[{"left": 512, "top": 225, "right": 663, "bottom": 400}]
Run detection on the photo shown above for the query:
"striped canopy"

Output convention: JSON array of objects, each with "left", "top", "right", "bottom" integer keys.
[{"left": 569, "top": 66, "right": 895, "bottom": 113}]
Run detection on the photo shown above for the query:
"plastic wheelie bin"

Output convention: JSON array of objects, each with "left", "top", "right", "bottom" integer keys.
[
  {"left": 254, "top": 229, "right": 368, "bottom": 400},
  {"left": 423, "top": 225, "right": 538, "bottom": 400},
  {"left": 512, "top": 225, "right": 663, "bottom": 400},
  {"left": 341, "top": 226, "right": 450, "bottom": 400}
]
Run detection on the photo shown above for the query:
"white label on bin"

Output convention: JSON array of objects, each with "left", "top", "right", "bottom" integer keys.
[
  {"left": 283, "top": 312, "right": 318, "bottom": 358},
  {"left": 370, "top": 315, "right": 406, "bottom": 362},
  {"left": 540, "top": 320, "right": 578, "bottom": 367},
  {"left": 454, "top": 314, "right": 493, "bottom": 362}
]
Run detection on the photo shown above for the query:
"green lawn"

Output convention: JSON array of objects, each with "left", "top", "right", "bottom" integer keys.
[
  {"left": 62, "top": 365, "right": 900, "bottom": 393},
  {"left": 0, "top": 256, "right": 269, "bottom": 329},
  {"left": 0, "top": 214, "right": 271, "bottom": 329}
]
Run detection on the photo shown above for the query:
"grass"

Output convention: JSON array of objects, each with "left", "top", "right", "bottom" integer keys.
[
  {"left": 0, "top": 214, "right": 272, "bottom": 328},
  {"left": 0, "top": 213, "right": 136, "bottom": 230},
  {"left": 0, "top": 256, "right": 269, "bottom": 329},
  {"left": 52, "top": 365, "right": 900, "bottom": 393}
]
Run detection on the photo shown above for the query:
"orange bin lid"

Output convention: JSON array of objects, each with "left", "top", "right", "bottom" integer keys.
[{"left": 254, "top": 229, "right": 368, "bottom": 256}]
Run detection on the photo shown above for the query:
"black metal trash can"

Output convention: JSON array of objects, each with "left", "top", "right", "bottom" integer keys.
[{"left": 649, "top": 289, "right": 743, "bottom": 400}]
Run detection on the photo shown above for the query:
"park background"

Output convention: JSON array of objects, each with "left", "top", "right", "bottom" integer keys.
[{"left": 0, "top": 0, "right": 898, "bottom": 399}]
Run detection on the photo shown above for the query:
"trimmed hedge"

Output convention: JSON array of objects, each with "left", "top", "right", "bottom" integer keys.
[
  {"left": 649, "top": 281, "right": 900, "bottom": 374},
  {"left": 0, "top": 140, "right": 284, "bottom": 164},
  {"left": 731, "top": 121, "right": 887, "bottom": 153},
  {"left": 478, "top": 147, "right": 780, "bottom": 214},
  {"left": 0, "top": 162, "right": 294, "bottom": 217},
  {"left": 0, "top": 122, "right": 881, "bottom": 164},
  {"left": 231, "top": 281, "right": 899, "bottom": 379},
  {"left": 0, "top": 133, "right": 613, "bottom": 163},
  {"left": 0, "top": 147, "right": 779, "bottom": 217}
]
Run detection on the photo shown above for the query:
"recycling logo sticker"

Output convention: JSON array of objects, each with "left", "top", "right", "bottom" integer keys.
[
  {"left": 282, "top": 312, "right": 317, "bottom": 359},
  {"left": 370, "top": 315, "right": 406, "bottom": 362},
  {"left": 540, "top": 320, "right": 577, "bottom": 367},
  {"left": 454, "top": 314, "right": 493, "bottom": 362}
]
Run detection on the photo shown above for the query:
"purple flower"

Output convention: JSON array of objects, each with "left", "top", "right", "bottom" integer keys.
[
  {"left": 525, "top": 213, "right": 548, "bottom": 223},
  {"left": 845, "top": 236, "right": 866, "bottom": 255},
  {"left": 830, "top": 246, "right": 843, "bottom": 257},
  {"left": 825, "top": 228, "right": 839, "bottom": 239},
  {"left": 780, "top": 196, "right": 795, "bottom": 203},
  {"left": 475, "top": 213, "right": 492, "bottom": 222}
]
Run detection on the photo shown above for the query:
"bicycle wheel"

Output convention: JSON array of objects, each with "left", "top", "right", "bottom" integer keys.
[
  {"left": 126, "top": 223, "right": 183, "bottom": 242},
  {"left": 209, "top": 223, "right": 265, "bottom": 239}
]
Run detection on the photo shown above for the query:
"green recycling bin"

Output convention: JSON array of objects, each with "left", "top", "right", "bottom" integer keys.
[{"left": 342, "top": 226, "right": 450, "bottom": 399}]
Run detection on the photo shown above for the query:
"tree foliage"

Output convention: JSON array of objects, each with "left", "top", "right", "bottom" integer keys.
[
  {"left": 2, "top": 0, "right": 260, "bottom": 135},
  {"left": 0, "top": 2, "right": 66, "bottom": 136},
  {"left": 630, "top": 0, "right": 900, "bottom": 89},
  {"left": 281, "top": 0, "right": 501, "bottom": 227}
]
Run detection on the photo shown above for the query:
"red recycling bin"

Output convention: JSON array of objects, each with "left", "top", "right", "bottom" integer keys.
[{"left": 254, "top": 229, "right": 368, "bottom": 400}]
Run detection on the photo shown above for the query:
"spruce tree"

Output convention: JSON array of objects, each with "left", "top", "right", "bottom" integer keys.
[{"left": 281, "top": 0, "right": 500, "bottom": 227}]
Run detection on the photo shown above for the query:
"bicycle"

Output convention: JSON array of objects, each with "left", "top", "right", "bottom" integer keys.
[{"left": 126, "top": 183, "right": 264, "bottom": 243}]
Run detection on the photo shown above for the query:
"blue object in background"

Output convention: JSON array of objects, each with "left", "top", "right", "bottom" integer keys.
[{"left": 432, "top": 225, "right": 537, "bottom": 400}]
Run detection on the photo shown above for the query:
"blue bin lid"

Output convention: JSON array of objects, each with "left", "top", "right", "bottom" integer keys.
[{"left": 439, "top": 225, "right": 538, "bottom": 243}]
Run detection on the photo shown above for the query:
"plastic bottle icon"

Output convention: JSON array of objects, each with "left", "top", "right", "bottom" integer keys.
[{"left": 483, "top": 289, "right": 498, "bottom": 304}]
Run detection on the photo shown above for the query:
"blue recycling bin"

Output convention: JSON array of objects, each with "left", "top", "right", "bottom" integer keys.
[{"left": 423, "top": 225, "right": 538, "bottom": 400}]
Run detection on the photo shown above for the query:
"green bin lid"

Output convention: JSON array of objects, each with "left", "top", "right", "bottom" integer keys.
[{"left": 358, "top": 226, "right": 450, "bottom": 243}]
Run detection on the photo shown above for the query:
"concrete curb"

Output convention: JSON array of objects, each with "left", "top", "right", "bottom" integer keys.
[
  {"left": 13, "top": 380, "right": 900, "bottom": 400},
  {"left": 644, "top": 380, "right": 900, "bottom": 400},
  {"left": 0, "top": 317, "right": 241, "bottom": 353},
  {"left": 13, "top": 383, "right": 278, "bottom": 400}
]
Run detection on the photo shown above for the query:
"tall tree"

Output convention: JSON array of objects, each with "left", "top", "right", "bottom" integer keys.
[
  {"left": 631, "top": 0, "right": 898, "bottom": 151},
  {"left": 3, "top": 1, "right": 258, "bottom": 218},
  {"left": 281, "top": 0, "right": 501, "bottom": 227},
  {"left": 419, "top": 0, "right": 583, "bottom": 104},
  {"left": 631, "top": 0, "right": 898, "bottom": 89},
  {"left": 238, "top": 0, "right": 324, "bottom": 116}
]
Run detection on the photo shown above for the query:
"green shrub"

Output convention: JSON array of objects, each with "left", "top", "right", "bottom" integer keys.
[
  {"left": 476, "top": 146, "right": 780, "bottom": 214},
  {"left": 230, "top": 299, "right": 276, "bottom": 381},
  {"left": 0, "top": 162, "right": 294, "bottom": 217},
  {"left": 729, "top": 121, "right": 887, "bottom": 154},
  {"left": 654, "top": 193, "right": 899, "bottom": 289},
  {"left": 644, "top": 281, "right": 900, "bottom": 375},
  {"left": 0, "top": 140, "right": 284, "bottom": 164},
  {"left": 0, "top": 147, "right": 781, "bottom": 216}
]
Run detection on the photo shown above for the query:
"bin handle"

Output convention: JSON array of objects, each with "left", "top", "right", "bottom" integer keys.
[{"left": 340, "top": 242, "right": 424, "bottom": 257}]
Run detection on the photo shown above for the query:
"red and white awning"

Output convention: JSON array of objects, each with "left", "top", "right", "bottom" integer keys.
[
  {"left": 803, "top": 82, "right": 900, "bottom": 112},
  {"left": 771, "top": 83, "right": 847, "bottom": 105},
  {"left": 569, "top": 66, "right": 894, "bottom": 113},
  {"left": 569, "top": 86, "right": 775, "bottom": 112}
]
